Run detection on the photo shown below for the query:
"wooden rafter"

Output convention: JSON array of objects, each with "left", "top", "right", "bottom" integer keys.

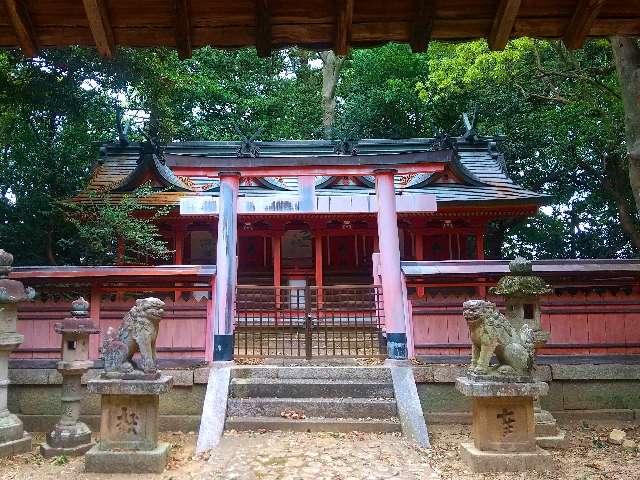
[
  {"left": 82, "top": 0, "right": 115, "bottom": 58},
  {"left": 410, "top": 0, "right": 436, "bottom": 53},
  {"left": 255, "top": 0, "right": 272, "bottom": 58},
  {"left": 563, "top": 0, "right": 605, "bottom": 50},
  {"left": 3, "top": 0, "right": 38, "bottom": 57},
  {"left": 175, "top": 0, "right": 192, "bottom": 59},
  {"left": 488, "top": 0, "right": 522, "bottom": 51},
  {"left": 334, "top": 0, "right": 354, "bottom": 56}
]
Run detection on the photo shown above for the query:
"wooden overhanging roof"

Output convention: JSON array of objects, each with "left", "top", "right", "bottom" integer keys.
[
  {"left": 11, "top": 264, "right": 217, "bottom": 282},
  {"left": 76, "top": 136, "right": 549, "bottom": 210},
  {"left": 0, "top": 1, "right": 638, "bottom": 59}
]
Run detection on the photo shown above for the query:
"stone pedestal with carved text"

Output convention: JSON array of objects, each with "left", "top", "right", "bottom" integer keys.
[
  {"left": 456, "top": 376, "right": 552, "bottom": 472},
  {"left": 0, "top": 249, "right": 34, "bottom": 457},
  {"left": 85, "top": 376, "right": 173, "bottom": 473}
]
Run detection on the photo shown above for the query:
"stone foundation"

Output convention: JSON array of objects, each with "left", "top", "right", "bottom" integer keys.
[
  {"left": 5, "top": 358, "right": 640, "bottom": 432},
  {"left": 460, "top": 442, "right": 552, "bottom": 472}
]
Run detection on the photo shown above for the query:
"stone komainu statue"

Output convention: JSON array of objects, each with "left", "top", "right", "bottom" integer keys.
[
  {"left": 101, "top": 297, "right": 165, "bottom": 378},
  {"left": 463, "top": 299, "right": 536, "bottom": 377}
]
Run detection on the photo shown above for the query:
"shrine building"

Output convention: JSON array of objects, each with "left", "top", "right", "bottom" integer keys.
[{"left": 64, "top": 126, "right": 545, "bottom": 361}]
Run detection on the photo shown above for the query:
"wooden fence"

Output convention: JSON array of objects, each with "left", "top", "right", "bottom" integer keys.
[
  {"left": 410, "top": 289, "right": 640, "bottom": 356},
  {"left": 15, "top": 297, "right": 210, "bottom": 360}
]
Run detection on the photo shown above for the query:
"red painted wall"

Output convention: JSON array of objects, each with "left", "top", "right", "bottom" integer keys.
[
  {"left": 14, "top": 298, "right": 209, "bottom": 360},
  {"left": 410, "top": 289, "right": 640, "bottom": 356}
]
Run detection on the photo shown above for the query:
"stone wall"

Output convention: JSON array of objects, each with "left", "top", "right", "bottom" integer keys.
[
  {"left": 7, "top": 361, "right": 640, "bottom": 432},
  {"left": 414, "top": 362, "right": 640, "bottom": 424}
]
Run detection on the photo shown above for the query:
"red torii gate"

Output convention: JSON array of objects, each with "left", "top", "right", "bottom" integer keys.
[{"left": 168, "top": 150, "right": 450, "bottom": 360}]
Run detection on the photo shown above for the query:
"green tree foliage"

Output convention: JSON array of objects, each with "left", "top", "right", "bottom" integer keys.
[
  {"left": 415, "top": 39, "right": 632, "bottom": 258},
  {"left": 0, "top": 41, "right": 634, "bottom": 265},
  {"left": 61, "top": 186, "right": 172, "bottom": 265}
]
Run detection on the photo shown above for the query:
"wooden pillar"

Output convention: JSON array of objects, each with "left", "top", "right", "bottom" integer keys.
[
  {"left": 476, "top": 229, "right": 486, "bottom": 260},
  {"left": 213, "top": 172, "right": 239, "bottom": 361},
  {"left": 88, "top": 284, "right": 101, "bottom": 360},
  {"left": 174, "top": 225, "right": 185, "bottom": 301},
  {"left": 476, "top": 228, "right": 487, "bottom": 298},
  {"left": 174, "top": 226, "right": 185, "bottom": 265},
  {"left": 205, "top": 276, "right": 215, "bottom": 361},
  {"left": 315, "top": 233, "right": 323, "bottom": 307},
  {"left": 273, "top": 232, "right": 282, "bottom": 311},
  {"left": 374, "top": 169, "right": 407, "bottom": 359},
  {"left": 414, "top": 233, "right": 425, "bottom": 298}
]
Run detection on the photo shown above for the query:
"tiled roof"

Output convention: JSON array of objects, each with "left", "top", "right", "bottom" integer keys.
[{"left": 76, "top": 137, "right": 547, "bottom": 208}]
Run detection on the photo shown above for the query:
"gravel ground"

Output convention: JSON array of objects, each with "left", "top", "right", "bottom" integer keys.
[{"left": 1, "top": 422, "right": 638, "bottom": 480}]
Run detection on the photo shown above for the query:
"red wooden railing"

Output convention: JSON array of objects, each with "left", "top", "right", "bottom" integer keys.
[
  {"left": 10, "top": 265, "right": 216, "bottom": 361},
  {"left": 403, "top": 260, "right": 640, "bottom": 356}
]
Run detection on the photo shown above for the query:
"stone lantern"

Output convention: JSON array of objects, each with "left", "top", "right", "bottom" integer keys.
[
  {"left": 0, "top": 249, "right": 35, "bottom": 457},
  {"left": 491, "top": 257, "right": 551, "bottom": 339},
  {"left": 41, "top": 297, "right": 99, "bottom": 457},
  {"left": 491, "top": 257, "right": 567, "bottom": 449}
]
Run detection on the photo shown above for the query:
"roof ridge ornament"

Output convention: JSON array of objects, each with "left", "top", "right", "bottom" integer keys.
[
  {"left": 140, "top": 131, "right": 166, "bottom": 165},
  {"left": 235, "top": 126, "right": 262, "bottom": 158},
  {"left": 333, "top": 138, "right": 359, "bottom": 155},
  {"left": 115, "top": 103, "right": 130, "bottom": 146},
  {"left": 461, "top": 111, "right": 480, "bottom": 143},
  {"left": 431, "top": 129, "right": 456, "bottom": 151}
]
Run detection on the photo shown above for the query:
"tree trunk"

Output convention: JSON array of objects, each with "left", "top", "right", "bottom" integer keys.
[
  {"left": 611, "top": 37, "right": 640, "bottom": 214},
  {"left": 319, "top": 51, "right": 345, "bottom": 138}
]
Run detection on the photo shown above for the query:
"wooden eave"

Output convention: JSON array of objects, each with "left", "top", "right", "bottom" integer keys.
[
  {"left": 401, "top": 259, "right": 640, "bottom": 280},
  {"left": 0, "top": 1, "right": 637, "bottom": 58},
  {"left": 165, "top": 150, "right": 455, "bottom": 177}
]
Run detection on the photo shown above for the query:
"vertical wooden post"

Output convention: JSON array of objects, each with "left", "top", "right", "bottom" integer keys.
[
  {"left": 314, "top": 233, "right": 323, "bottom": 307},
  {"left": 213, "top": 172, "right": 239, "bottom": 361},
  {"left": 476, "top": 228, "right": 487, "bottom": 298},
  {"left": 174, "top": 225, "right": 185, "bottom": 301},
  {"left": 205, "top": 277, "right": 215, "bottom": 361},
  {"left": 414, "top": 233, "right": 425, "bottom": 298},
  {"left": 374, "top": 169, "right": 407, "bottom": 359},
  {"left": 476, "top": 229, "right": 486, "bottom": 260},
  {"left": 89, "top": 284, "right": 101, "bottom": 360},
  {"left": 273, "top": 232, "right": 282, "bottom": 311}
]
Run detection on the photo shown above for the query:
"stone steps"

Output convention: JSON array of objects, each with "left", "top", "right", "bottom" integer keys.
[
  {"left": 225, "top": 365, "right": 400, "bottom": 433},
  {"left": 230, "top": 377, "right": 394, "bottom": 398},
  {"left": 231, "top": 366, "right": 392, "bottom": 381},
  {"left": 226, "top": 415, "right": 401, "bottom": 433},
  {"left": 227, "top": 397, "right": 398, "bottom": 418}
]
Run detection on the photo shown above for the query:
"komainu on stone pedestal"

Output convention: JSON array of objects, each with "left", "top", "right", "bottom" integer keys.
[
  {"left": 86, "top": 297, "right": 173, "bottom": 474},
  {"left": 463, "top": 299, "right": 536, "bottom": 378},
  {"left": 101, "top": 297, "right": 165, "bottom": 379}
]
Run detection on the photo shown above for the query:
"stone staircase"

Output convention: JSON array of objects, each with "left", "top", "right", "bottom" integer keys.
[{"left": 225, "top": 366, "right": 401, "bottom": 433}]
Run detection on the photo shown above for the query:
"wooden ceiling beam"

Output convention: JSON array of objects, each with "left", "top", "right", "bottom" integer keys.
[
  {"left": 410, "top": 0, "right": 436, "bottom": 53},
  {"left": 82, "top": 0, "right": 115, "bottom": 58},
  {"left": 255, "top": 0, "right": 272, "bottom": 57},
  {"left": 3, "top": 0, "right": 38, "bottom": 57},
  {"left": 563, "top": 0, "right": 605, "bottom": 50},
  {"left": 334, "top": 0, "right": 354, "bottom": 56},
  {"left": 488, "top": 0, "right": 521, "bottom": 51},
  {"left": 175, "top": 0, "right": 192, "bottom": 59}
]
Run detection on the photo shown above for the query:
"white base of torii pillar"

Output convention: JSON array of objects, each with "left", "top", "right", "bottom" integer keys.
[{"left": 213, "top": 172, "right": 240, "bottom": 361}]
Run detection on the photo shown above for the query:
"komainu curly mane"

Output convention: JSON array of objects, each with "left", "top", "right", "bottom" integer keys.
[
  {"left": 102, "top": 297, "right": 165, "bottom": 377},
  {"left": 463, "top": 299, "right": 535, "bottom": 376}
]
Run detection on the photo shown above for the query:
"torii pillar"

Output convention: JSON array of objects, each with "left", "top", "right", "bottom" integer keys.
[
  {"left": 213, "top": 172, "right": 240, "bottom": 361},
  {"left": 374, "top": 169, "right": 408, "bottom": 359}
]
